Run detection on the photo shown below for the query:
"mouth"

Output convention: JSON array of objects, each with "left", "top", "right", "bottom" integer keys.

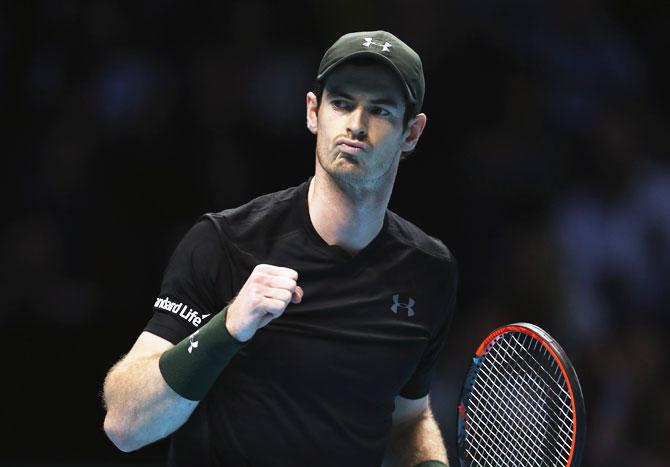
[{"left": 336, "top": 138, "right": 368, "bottom": 155}]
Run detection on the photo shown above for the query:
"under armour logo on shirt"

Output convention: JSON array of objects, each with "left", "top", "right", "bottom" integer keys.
[
  {"left": 391, "top": 294, "right": 415, "bottom": 317},
  {"left": 188, "top": 330, "right": 200, "bottom": 354},
  {"left": 362, "top": 37, "right": 392, "bottom": 53}
]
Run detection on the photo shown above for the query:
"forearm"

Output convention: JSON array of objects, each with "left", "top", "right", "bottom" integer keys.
[
  {"left": 103, "top": 353, "right": 198, "bottom": 452},
  {"left": 384, "top": 409, "right": 449, "bottom": 467}
]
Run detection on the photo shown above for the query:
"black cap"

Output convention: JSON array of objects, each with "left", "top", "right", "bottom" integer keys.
[{"left": 317, "top": 30, "right": 425, "bottom": 111}]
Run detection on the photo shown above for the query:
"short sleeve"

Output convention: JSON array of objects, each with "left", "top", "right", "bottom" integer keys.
[
  {"left": 399, "top": 261, "right": 458, "bottom": 399},
  {"left": 143, "top": 216, "right": 234, "bottom": 344}
]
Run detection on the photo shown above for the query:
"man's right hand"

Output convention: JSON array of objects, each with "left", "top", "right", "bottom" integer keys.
[{"left": 225, "top": 264, "right": 303, "bottom": 342}]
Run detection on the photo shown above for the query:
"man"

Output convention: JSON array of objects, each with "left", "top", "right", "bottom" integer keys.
[{"left": 103, "top": 30, "right": 457, "bottom": 467}]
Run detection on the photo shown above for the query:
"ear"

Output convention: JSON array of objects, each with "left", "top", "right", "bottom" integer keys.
[
  {"left": 306, "top": 91, "right": 319, "bottom": 135},
  {"left": 400, "top": 113, "right": 427, "bottom": 152}
]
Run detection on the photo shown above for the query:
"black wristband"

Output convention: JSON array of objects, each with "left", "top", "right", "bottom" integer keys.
[
  {"left": 414, "top": 461, "right": 449, "bottom": 467},
  {"left": 159, "top": 305, "right": 247, "bottom": 401}
]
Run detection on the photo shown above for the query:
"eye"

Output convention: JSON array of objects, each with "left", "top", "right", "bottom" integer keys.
[
  {"left": 371, "top": 106, "right": 391, "bottom": 117},
  {"left": 331, "top": 99, "right": 351, "bottom": 110}
]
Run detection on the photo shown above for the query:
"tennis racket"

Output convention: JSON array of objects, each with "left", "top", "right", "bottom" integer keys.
[{"left": 456, "top": 323, "right": 586, "bottom": 467}]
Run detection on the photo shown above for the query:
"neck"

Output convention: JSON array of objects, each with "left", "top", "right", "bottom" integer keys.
[{"left": 307, "top": 164, "right": 397, "bottom": 255}]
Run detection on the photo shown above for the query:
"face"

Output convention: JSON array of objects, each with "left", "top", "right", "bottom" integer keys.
[{"left": 306, "top": 61, "right": 426, "bottom": 193}]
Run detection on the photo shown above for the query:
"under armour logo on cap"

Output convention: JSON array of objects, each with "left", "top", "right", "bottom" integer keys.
[
  {"left": 391, "top": 294, "right": 415, "bottom": 317},
  {"left": 362, "top": 37, "right": 392, "bottom": 53}
]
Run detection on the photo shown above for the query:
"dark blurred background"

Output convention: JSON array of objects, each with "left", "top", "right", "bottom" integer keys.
[{"left": 2, "top": 0, "right": 669, "bottom": 465}]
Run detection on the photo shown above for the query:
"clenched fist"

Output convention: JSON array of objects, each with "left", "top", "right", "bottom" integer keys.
[{"left": 225, "top": 264, "right": 303, "bottom": 342}]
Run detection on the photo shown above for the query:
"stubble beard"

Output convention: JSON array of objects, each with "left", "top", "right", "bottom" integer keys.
[{"left": 315, "top": 141, "right": 399, "bottom": 202}]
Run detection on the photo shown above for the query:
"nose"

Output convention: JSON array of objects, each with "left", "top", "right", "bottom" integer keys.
[{"left": 347, "top": 106, "right": 368, "bottom": 140}]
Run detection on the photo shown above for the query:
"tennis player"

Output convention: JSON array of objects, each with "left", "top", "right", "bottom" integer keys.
[{"left": 103, "top": 30, "right": 457, "bottom": 467}]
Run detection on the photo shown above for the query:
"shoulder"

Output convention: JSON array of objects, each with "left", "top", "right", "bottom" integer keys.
[
  {"left": 384, "top": 211, "right": 458, "bottom": 332},
  {"left": 385, "top": 209, "right": 456, "bottom": 266},
  {"left": 202, "top": 181, "right": 307, "bottom": 249},
  {"left": 384, "top": 210, "right": 458, "bottom": 296}
]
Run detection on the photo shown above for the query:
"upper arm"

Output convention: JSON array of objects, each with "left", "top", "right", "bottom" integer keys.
[
  {"left": 124, "top": 331, "right": 175, "bottom": 362},
  {"left": 144, "top": 217, "right": 232, "bottom": 345},
  {"left": 391, "top": 394, "right": 430, "bottom": 427}
]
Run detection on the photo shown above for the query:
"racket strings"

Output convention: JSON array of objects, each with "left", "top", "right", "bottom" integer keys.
[
  {"left": 468, "top": 369, "right": 557, "bottom": 466},
  {"left": 502, "top": 335, "right": 574, "bottom": 435},
  {"left": 508, "top": 334, "right": 572, "bottom": 404},
  {"left": 466, "top": 335, "right": 571, "bottom": 466},
  {"left": 483, "top": 336, "right": 571, "bottom": 463},
  {"left": 467, "top": 367, "right": 561, "bottom": 467},
  {"left": 469, "top": 337, "right": 570, "bottom": 466},
  {"left": 466, "top": 396, "right": 547, "bottom": 467},
  {"left": 463, "top": 332, "right": 574, "bottom": 467}
]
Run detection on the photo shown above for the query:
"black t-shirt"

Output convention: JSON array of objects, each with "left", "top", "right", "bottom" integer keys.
[{"left": 144, "top": 178, "right": 458, "bottom": 467}]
